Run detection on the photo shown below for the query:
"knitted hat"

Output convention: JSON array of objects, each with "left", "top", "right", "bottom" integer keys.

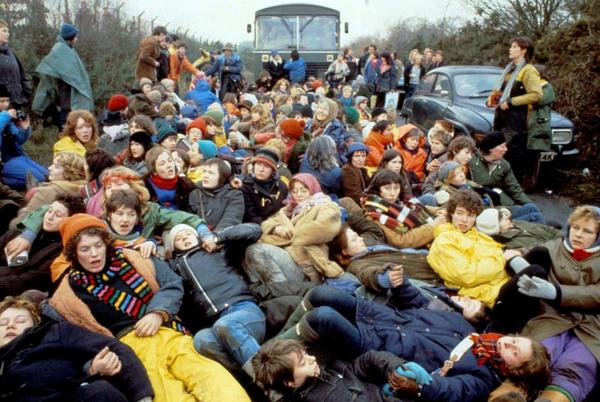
[
  {"left": 165, "top": 224, "right": 198, "bottom": 253},
  {"left": 155, "top": 120, "right": 177, "bottom": 143},
  {"left": 279, "top": 118, "right": 305, "bottom": 140},
  {"left": 147, "top": 90, "right": 162, "bottom": 104},
  {"left": 346, "top": 142, "right": 369, "bottom": 160},
  {"left": 130, "top": 131, "right": 154, "bottom": 151},
  {"left": 181, "top": 104, "right": 199, "bottom": 119},
  {"left": 479, "top": 131, "right": 506, "bottom": 154},
  {"left": 254, "top": 147, "right": 279, "bottom": 171},
  {"left": 290, "top": 173, "right": 322, "bottom": 195},
  {"left": 160, "top": 78, "right": 175, "bottom": 90},
  {"left": 107, "top": 94, "right": 128, "bottom": 112},
  {"left": 203, "top": 109, "right": 224, "bottom": 127},
  {"left": 270, "top": 50, "right": 278, "bottom": 56},
  {"left": 345, "top": 106, "right": 360, "bottom": 125},
  {"left": 476, "top": 208, "right": 501, "bottom": 236},
  {"left": 60, "top": 23, "right": 79, "bottom": 40},
  {"left": 312, "top": 80, "right": 323, "bottom": 89},
  {"left": 197, "top": 140, "right": 218, "bottom": 159},
  {"left": 139, "top": 77, "right": 153, "bottom": 88},
  {"left": 186, "top": 117, "right": 207, "bottom": 136},
  {"left": 354, "top": 96, "right": 367, "bottom": 106},
  {"left": 437, "top": 161, "right": 461, "bottom": 183},
  {"left": 59, "top": 213, "right": 108, "bottom": 248},
  {"left": 243, "top": 93, "right": 258, "bottom": 106},
  {"left": 276, "top": 104, "right": 293, "bottom": 117}
]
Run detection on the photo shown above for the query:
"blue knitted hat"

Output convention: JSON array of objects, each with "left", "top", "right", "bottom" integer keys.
[
  {"left": 345, "top": 142, "right": 369, "bottom": 160},
  {"left": 155, "top": 120, "right": 177, "bottom": 143},
  {"left": 60, "top": 23, "right": 79, "bottom": 40}
]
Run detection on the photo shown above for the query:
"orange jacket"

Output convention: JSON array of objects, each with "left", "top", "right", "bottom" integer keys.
[
  {"left": 365, "top": 129, "right": 394, "bottom": 168},
  {"left": 169, "top": 53, "right": 200, "bottom": 81},
  {"left": 395, "top": 124, "right": 427, "bottom": 180}
]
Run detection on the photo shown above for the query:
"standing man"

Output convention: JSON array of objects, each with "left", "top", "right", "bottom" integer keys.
[
  {"left": 169, "top": 43, "right": 202, "bottom": 93},
  {"left": 32, "top": 23, "right": 93, "bottom": 127},
  {"left": 0, "top": 20, "right": 31, "bottom": 109},
  {"left": 205, "top": 43, "right": 243, "bottom": 100},
  {"left": 135, "top": 25, "right": 167, "bottom": 82}
]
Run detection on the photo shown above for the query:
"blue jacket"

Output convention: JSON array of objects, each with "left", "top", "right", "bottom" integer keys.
[
  {"left": 205, "top": 53, "right": 243, "bottom": 82},
  {"left": 0, "top": 111, "right": 29, "bottom": 161},
  {"left": 284, "top": 58, "right": 306, "bottom": 83},
  {"left": 184, "top": 80, "right": 220, "bottom": 115},
  {"left": 299, "top": 155, "right": 342, "bottom": 196},
  {"left": 0, "top": 315, "right": 153, "bottom": 402},
  {"left": 375, "top": 64, "right": 398, "bottom": 93},
  {"left": 353, "top": 281, "right": 499, "bottom": 402},
  {"left": 363, "top": 59, "right": 381, "bottom": 84},
  {"left": 323, "top": 118, "right": 348, "bottom": 165}
]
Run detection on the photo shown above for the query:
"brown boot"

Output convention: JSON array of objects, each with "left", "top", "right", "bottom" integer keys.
[{"left": 488, "top": 381, "right": 527, "bottom": 402}]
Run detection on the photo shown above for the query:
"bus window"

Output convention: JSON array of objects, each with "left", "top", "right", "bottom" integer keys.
[
  {"left": 298, "top": 16, "right": 338, "bottom": 50},
  {"left": 256, "top": 16, "right": 297, "bottom": 50}
]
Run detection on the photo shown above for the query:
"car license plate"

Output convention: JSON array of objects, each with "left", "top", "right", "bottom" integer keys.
[{"left": 540, "top": 151, "right": 556, "bottom": 162}]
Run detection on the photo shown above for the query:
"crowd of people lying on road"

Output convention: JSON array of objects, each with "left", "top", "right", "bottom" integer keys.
[{"left": 0, "top": 20, "right": 597, "bottom": 402}]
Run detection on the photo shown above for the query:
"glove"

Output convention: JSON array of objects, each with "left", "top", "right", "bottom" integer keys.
[
  {"left": 387, "top": 369, "right": 419, "bottom": 397},
  {"left": 517, "top": 275, "right": 557, "bottom": 300},
  {"left": 401, "top": 362, "right": 433, "bottom": 385},
  {"left": 508, "top": 256, "right": 530, "bottom": 274}
]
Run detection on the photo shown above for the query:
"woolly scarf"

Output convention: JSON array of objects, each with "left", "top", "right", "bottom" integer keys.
[
  {"left": 362, "top": 194, "right": 434, "bottom": 233},
  {"left": 149, "top": 175, "right": 178, "bottom": 209},
  {"left": 69, "top": 247, "right": 188, "bottom": 334},
  {"left": 563, "top": 239, "right": 600, "bottom": 261},
  {"left": 288, "top": 192, "right": 331, "bottom": 218},
  {"left": 150, "top": 174, "right": 178, "bottom": 189},
  {"left": 470, "top": 333, "right": 508, "bottom": 374}
]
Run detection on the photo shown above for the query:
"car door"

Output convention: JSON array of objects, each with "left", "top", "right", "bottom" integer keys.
[
  {"left": 409, "top": 73, "right": 436, "bottom": 131},
  {"left": 423, "top": 73, "right": 453, "bottom": 130}
]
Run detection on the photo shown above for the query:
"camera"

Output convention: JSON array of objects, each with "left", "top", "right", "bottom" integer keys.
[
  {"left": 15, "top": 110, "right": 27, "bottom": 121},
  {"left": 6, "top": 250, "right": 29, "bottom": 266}
]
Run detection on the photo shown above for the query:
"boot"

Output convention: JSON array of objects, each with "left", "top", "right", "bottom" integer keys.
[
  {"left": 274, "top": 315, "right": 320, "bottom": 343},
  {"left": 534, "top": 389, "right": 572, "bottom": 402},
  {"left": 277, "top": 289, "right": 315, "bottom": 334}
]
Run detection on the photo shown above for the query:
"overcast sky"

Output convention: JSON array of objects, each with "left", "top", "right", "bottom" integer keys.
[{"left": 124, "top": 0, "right": 475, "bottom": 45}]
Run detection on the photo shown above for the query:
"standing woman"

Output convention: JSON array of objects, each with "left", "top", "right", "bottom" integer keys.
[
  {"left": 53, "top": 110, "right": 99, "bottom": 157},
  {"left": 487, "top": 36, "right": 542, "bottom": 182},
  {"left": 374, "top": 52, "right": 398, "bottom": 107},
  {"left": 0, "top": 20, "right": 31, "bottom": 108},
  {"left": 283, "top": 49, "right": 306, "bottom": 84}
]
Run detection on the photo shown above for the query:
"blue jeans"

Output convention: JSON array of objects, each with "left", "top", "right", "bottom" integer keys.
[
  {"left": 509, "top": 202, "right": 544, "bottom": 224},
  {"left": 193, "top": 300, "right": 265, "bottom": 370},
  {"left": 305, "top": 286, "right": 363, "bottom": 357}
]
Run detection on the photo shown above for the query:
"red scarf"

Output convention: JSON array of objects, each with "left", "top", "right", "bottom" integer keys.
[
  {"left": 470, "top": 333, "right": 508, "bottom": 374},
  {"left": 150, "top": 174, "right": 178, "bottom": 190},
  {"left": 572, "top": 249, "right": 593, "bottom": 261}
]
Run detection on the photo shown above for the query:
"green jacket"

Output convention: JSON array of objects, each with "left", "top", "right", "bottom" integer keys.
[
  {"left": 288, "top": 131, "right": 311, "bottom": 174},
  {"left": 18, "top": 202, "right": 204, "bottom": 240},
  {"left": 527, "top": 80, "right": 555, "bottom": 152},
  {"left": 492, "top": 220, "right": 562, "bottom": 249},
  {"left": 469, "top": 151, "right": 531, "bottom": 206},
  {"left": 32, "top": 36, "right": 94, "bottom": 114}
]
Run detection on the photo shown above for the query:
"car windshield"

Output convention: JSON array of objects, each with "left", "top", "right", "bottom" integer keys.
[{"left": 454, "top": 73, "right": 500, "bottom": 97}]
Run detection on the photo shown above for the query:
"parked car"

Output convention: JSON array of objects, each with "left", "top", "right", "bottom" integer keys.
[{"left": 401, "top": 65, "right": 578, "bottom": 163}]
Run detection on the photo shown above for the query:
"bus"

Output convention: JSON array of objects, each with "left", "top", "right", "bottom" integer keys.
[{"left": 250, "top": 4, "right": 344, "bottom": 79}]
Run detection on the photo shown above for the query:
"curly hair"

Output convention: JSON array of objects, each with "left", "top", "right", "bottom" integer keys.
[
  {"left": 0, "top": 296, "right": 42, "bottom": 325},
  {"left": 53, "top": 152, "right": 88, "bottom": 182},
  {"left": 446, "top": 188, "right": 484, "bottom": 216},
  {"left": 60, "top": 110, "right": 98, "bottom": 150},
  {"left": 251, "top": 104, "right": 273, "bottom": 129},
  {"left": 63, "top": 227, "right": 113, "bottom": 265}
]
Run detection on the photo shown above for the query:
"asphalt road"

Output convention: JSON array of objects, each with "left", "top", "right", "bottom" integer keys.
[{"left": 528, "top": 192, "right": 573, "bottom": 226}]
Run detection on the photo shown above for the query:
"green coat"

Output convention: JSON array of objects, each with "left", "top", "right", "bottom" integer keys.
[
  {"left": 527, "top": 81, "right": 555, "bottom": 152},
  {"left": 492, "top": 220, "right": 562, "bottom": 249},
  {"left": 469, "top": 151, "right": 531, "bottom": 206},
  {"left": 32, "top": 36, "right": 94, "bottom": 114},
  {"left": 288, "top": 131, "right": 311, "bottom": 174}
]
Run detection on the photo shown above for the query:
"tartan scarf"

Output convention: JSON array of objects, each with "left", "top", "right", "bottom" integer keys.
[
  {"left": 362, "top": 194, "right": 434, "bottom": 233},
  {"left": 470, "top": 333, "right": 508, "bottom": 374},
  {"left": 70, "top": 247, "right": 188, "bottom": 334}
]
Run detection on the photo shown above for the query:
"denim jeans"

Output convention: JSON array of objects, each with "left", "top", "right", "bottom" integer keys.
[
  {"left": 244, "top": 243, "right": 306, "bottom": 284},
  {"left": 193, "top": 300, "right": 265, "bottom": 370},
  {"left": 305, "top": 286, "right": 363, "bottom": 357},
  {"left": 509, "top": 202, "right": 544, "bottom": 224}
]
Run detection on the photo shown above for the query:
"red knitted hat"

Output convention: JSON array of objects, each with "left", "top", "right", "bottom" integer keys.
[
  {"left": 107, "top": 94, "right": 129, "bottom": 112},
  {"left": 186, "top": 117, "right": 207, "bottom": 136},
  {"left": 279, "top": 118, "right": 305, "bottom": 139}
]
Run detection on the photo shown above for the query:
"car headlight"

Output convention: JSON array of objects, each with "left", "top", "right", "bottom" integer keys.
[{"left": 552, "top": 129, "right": 572, "bottom": 145}]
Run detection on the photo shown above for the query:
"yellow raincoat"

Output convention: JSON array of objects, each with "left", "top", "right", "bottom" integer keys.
[{"left": 427, "top": 223, "right": 509, "bottom": 307}]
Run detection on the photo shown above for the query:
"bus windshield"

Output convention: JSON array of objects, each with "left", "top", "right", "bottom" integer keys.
[{"left": 256, "top": 15, "right": 338, "bottom": 51}]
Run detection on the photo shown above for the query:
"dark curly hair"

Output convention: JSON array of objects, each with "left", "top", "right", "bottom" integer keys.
[
  {"left": 64, "top": 227, "right": 113, "bottom": 266},
  {"left": 446, "top": 188, "right": 484, "bottom": 217}
]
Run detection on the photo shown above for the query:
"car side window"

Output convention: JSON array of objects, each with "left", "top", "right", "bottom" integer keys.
[
  {"left": 433, "top": 74, "right": 452, "bottom": 98},
  {"left": 416, "top": 73, "right": 435, "bottom": 95}
]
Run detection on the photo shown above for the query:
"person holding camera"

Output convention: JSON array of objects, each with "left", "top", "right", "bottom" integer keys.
[
  {"left": 0, "top": 20, "right": 32, "bottom": 109},
  {"left": 0, "top": 85, "right": 48, "bottom": 190}
]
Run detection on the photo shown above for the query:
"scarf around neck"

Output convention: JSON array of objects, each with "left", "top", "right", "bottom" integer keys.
[
  {"left": 470, "top": 333, "right": 508, "bottom": 374},
  {"left": 362, "top": 194, "right": 434, "bottom": 233},
  {"left": 150, "top": 174, "right": 178, "bottom": 189},
  {"left": 288, "top": 192, "right": 331, "bottom": 218}
]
